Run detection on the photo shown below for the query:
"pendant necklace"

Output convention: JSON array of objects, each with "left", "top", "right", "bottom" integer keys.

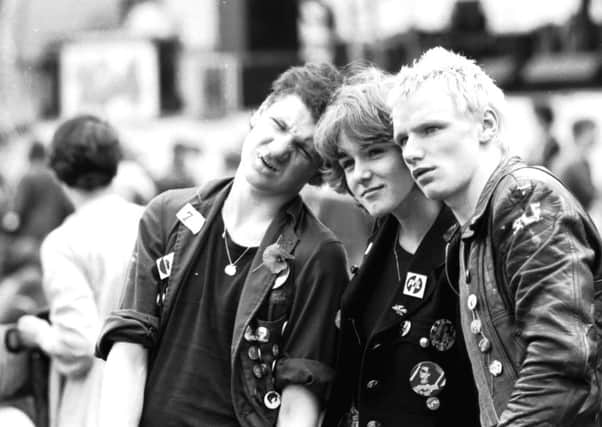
[{"left": 223, "top": 228, "right": 251, "bottom": 276}]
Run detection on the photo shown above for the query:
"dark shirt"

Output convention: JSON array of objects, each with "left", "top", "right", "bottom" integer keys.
[{"left": 140, "top": 214, "right": 257, "bottom": 426}]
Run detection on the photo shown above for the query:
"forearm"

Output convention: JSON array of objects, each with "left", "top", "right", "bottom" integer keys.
[
  {"left": 276, "top": 384, "right": 320, "bottom": 427},
  {"left": 99, "top": 342, "right": 148, "bottom": 427}
]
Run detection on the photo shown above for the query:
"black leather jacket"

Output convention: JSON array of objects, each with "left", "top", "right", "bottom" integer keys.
[{"left": 446, "top": 157, "right": 602, "bottom": 427}]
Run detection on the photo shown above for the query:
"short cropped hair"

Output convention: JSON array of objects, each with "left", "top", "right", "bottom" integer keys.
[
  {"left": 49, "top": 115, "right": 122, "bottom": 191},
  {"left": 267, "top": 62, "right": 343, "bottom": 123},
  {"left": 389, "top": 47, "right": 508, "bottom": 152},
  {"left": 315, "top": 66, "right": 394, "bottom": 193},
  {"left": 263, "top": 62, "right": 343, "bottom": 186}
]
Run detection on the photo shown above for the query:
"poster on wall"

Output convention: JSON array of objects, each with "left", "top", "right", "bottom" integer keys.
[{"left": 60, "top": 37, "right": 159, "bottom": 120}]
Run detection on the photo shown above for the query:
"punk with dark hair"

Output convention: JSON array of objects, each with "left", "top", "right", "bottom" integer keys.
[{"left": 49, "top": 114, "right": 122, "bottom": 191}]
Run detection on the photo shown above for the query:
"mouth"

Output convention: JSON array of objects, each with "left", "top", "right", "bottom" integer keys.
[
  {"left": 361, "top": 185, "right": 384, "bottom": 198},
  {"left": 411, "top": 166, "right": 435, "bottom": 182},
  {"left": 258, "top": 153, "right": 279, "bottom": 172}
]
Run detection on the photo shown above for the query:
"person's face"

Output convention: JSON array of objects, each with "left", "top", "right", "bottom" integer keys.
[
  {"left": 391, "top": 80, "right": 484, "bottom": 204},
  {"left": 419, "top": 367, "right": 431, "bottom": 383},
  {"left": 239, "top": 94, "right": 320, "bottom": 197},
  {"left": 337, "top": 131, "right": 414, "bottom": 217}
]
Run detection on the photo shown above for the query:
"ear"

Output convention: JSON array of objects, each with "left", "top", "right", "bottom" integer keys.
[{"left": 479, "top": 108, "right": 499, "bottom": 144}]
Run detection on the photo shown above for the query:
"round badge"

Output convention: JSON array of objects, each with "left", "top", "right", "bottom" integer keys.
[
  {"left": 429, "top": 319, "right": 456, "bottom": 351},
  {"left": 256, "top": 326, "right": 270, "bottom": 343},
  {"left": 426, "top": 396, "right": 440, "bottom": 411},
  {"left": 247, "top": 346, "right": 261, "bottom": 361},
  {"left": 470, "top": 319, "right": 482, "bottom": 335},
  {"left": 478, "top": 336, "right": 491, "bottom": 353},
  {"left": 252, "top": 364, "right": 264, "bottom": 379},
  {"left": 409, "top": 361, "right": 447, "bottom": 397},
  {"left": 467, "top": 294, "right": 477, "bottom": 310},
  {"left": 264, "top": 390, "right": 281, "bottom": 409},
  {"left": 399, "top": 320, "right": 412, "bottom": 337},
  {"left": 273, "top": 267, "right": 290, "bottom": 289}
]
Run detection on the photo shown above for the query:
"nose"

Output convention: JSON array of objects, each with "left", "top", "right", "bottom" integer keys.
[
  {"left": 266, "top": 134, "right": 293, "bottom": 163},
  {"left": 401, "top": 134, "right": 423, "bottom": 166},
  {"left": 351, "top": 160, "right": 372, "bottom": 186}
]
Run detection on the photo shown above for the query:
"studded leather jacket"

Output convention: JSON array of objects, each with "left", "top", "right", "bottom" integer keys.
[
  {"left": 96, "top": 178, "right": 349, "bottom": 427},
  {"left": 445, "top": 157, "right": 602, "bottom": 427}
]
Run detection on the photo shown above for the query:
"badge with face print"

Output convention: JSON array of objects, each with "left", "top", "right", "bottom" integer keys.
[
  {"left": 409, "top": 361, "right": 447, "bottom": 397},
  {"left": 429, "top": 319, "right": 456, "bottom": 351}
]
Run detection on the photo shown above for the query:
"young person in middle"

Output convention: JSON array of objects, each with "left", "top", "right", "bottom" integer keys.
[{"left": 314, "top": 68, "right": 479, "bottom": 427}]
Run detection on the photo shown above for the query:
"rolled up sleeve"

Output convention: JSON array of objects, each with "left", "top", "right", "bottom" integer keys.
[{"left": 96, "top": 193, "right": 168, "bottom": 359}]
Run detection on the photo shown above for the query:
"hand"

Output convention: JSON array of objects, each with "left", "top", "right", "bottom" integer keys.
[{"left": 16, "top": 314, "right": 49, "bottom": 349}]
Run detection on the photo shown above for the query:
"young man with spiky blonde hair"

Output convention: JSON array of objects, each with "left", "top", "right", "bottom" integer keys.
[{"left": 389, "top": 46, "right": 602, "bottom": 427}]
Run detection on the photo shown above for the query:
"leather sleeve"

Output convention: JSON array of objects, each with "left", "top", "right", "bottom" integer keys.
[{"left": 492, "top": 172, "right": 601, "bottom": 426}]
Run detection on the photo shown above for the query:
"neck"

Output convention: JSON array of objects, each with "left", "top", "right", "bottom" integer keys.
[
  {"left": 392, "top": 187, "right": 442, "bottom": 254},
  {"left": 222, "top": 174, "right": 294, "bottom": 246},
  {"left": 64, "top": 186, "right": 111, "bottom": 210},
  {"left": 447, "top": 148, "right": 502, "bottom": 226}
]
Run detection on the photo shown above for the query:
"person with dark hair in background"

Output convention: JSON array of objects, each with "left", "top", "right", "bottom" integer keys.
[
  {"left": 532, "top": 101, "right": 560, "bottom": 169},
  {"left": 96, "top": 63, "right": 348, "bottom": 427},
  {"left": 315, "top": 67, "right": 479, "bottom": 427},
  {"left": 11, "top": 115, "right": 143, "bottom": 427},
  {"left": 389, "top": 47, "right": 602, "bottom": 427},
  {"left": 3, "top": 141, "right": 73, "bottom": 243},
  {"left": 554, "top": 118, "right": 598, "bottom": 212}
]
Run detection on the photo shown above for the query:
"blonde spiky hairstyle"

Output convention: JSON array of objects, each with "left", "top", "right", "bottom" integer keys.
[{"left": 389, "top": 47, "right": 508, "bottom": 152}]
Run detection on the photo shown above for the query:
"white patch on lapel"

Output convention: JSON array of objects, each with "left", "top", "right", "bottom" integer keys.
[
  {"left": 403, "top": 272, "right": 427, "bottom": 299},
  {"left": 176, "top": 203, "right": 205, "bottom": 234},
  {"left": 156, "top": 252, "right": 175, "bottom": 280}
]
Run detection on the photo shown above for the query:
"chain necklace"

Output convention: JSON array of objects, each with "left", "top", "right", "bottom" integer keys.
[
  {"left": 392, "top": 226, "right": 402, "bottom": 282},
  {"left": 222, "top": 228, "right": 252, "bottom": 276}
]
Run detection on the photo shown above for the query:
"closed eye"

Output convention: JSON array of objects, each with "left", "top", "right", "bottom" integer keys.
[{"left": 271, "top": 118, "right": 287, "bottom": 131}]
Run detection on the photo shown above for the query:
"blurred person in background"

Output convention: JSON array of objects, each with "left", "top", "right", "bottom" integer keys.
[
  {"left": 553, "top": 117, "right": 598, "bottom": 212},
  {"left": 315, "top": 67, "right": 478, "bottom": 427},
  {"left": 11, "top": 115, "right": 143, "bottom": 427},
  {"left": 3, "top": 141, "right": 73, "bottom": 243},
  {"left": 389, "top": 46, "right": 602, "bottom": 427},
  {"left": 531, "top": 101, "right": 560, "bottom": 169},
  {"left": 154, "top": 139, "right": 202, "bottom": 194},
  {"left": 96, "top": 63, "right": 348, "bottom": 427}
]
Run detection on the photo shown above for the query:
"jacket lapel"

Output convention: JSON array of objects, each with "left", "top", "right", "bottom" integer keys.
[
  {"left": 230, "top": 198, "right": 301, "bottom": 360},
  {"left": 372, "top": 207, "right": 455, "bottom": 335}
]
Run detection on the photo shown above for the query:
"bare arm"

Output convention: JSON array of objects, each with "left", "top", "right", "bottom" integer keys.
[
  {"left": 276, "top": 384, "right": 320, "bottom": 427},
  {"left": 99, "top": 342, "right": 148, "bottom": 427}
]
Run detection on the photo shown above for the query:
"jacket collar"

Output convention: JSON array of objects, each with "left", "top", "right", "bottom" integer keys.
[{"left": 443, "top": 156, "right": 524, "bottom": 242}]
